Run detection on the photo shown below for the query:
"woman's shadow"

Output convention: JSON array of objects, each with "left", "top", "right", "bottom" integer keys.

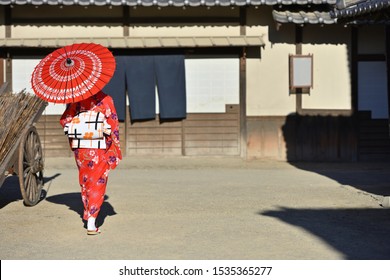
[{"left": 45, "top": 193, "right": 117, "bottom": 228}]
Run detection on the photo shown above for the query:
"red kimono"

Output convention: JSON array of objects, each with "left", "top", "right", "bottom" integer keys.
[{"left": 60, "top": 91, "right": 122, "bottom": 221}]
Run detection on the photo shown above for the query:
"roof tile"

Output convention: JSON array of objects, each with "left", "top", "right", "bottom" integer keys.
[{"left": 0, "top": 0, "right": 337, "bottom": 5}]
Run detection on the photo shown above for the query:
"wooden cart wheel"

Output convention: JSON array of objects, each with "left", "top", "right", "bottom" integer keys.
[{"left": 18, "top": 126, "right": 44, "bottom": 206}]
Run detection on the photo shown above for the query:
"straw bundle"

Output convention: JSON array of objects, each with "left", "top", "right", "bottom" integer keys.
[{"left": 0, "top": 90, "right": 46, "bottom": 166}]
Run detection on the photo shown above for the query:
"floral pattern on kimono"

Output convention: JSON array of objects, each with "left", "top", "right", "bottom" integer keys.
[{"left": 60, "top": 91, "right": 122, "bottom": 220}]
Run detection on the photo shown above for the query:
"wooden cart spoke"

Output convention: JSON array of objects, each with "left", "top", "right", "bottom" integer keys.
[
  {"left": 25, "top": 131, "right": 36, "bottom": 162},
  {"left": 0, "top": 90, "right": 46, "bottom": 207},
  {"left": 19, "top": 126, "right": 44, "bottom": 206},
  {"left": 27, "top": 173, "right": 38, "bottom": 203}
]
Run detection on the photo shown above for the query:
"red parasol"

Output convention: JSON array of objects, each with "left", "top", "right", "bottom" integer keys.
[{"left": 31, "top": 43, "right": 115, "bottom": 104}]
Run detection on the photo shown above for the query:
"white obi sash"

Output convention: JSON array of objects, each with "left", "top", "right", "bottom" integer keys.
[
  {"left": 64, "top": 111, "right": 111, "bottom": 149},
  {"left": 70, "top": 139, "right": 107, "bottom": 149}
]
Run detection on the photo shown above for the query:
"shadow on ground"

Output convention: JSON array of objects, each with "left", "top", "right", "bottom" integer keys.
[
  {"left": 261, "top": 207, "right": 390, "bottom": 259},
  {"left": 281, "top": 114, "right": 390, "bottom": 197},
  {"left": 0, "top": 173, "right": 60, "bottom": 209},
  {"left": 291, "top": 162, "right": 390, "bottom": 197},
  {"left": 267, "top": 161, "right": 390, "bottom": 259},
  {"left": 276, "top": 162, "right": 390, "bottom": 259},
  {"left": 277, "top": 114, "right": 390, "bottom": 259},
  {"left": 45, "top": 193, "right": 117, "bottom": 228},
  {"left": 0, "top": 176, "right": 22, "bottom": 208}
]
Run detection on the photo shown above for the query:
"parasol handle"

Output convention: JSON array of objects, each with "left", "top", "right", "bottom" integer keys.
[{"left": 65, "top": 58, "right": 74, "bottom": 67}]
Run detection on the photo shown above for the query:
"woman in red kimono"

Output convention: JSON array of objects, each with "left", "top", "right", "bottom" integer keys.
[{"left": 60, "top": 91, "right": 122, "bottom": 235}]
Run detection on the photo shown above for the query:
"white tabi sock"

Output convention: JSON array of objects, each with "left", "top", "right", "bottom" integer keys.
[{"left": 87, "top": 217, "right": 97, "bottom": 231}]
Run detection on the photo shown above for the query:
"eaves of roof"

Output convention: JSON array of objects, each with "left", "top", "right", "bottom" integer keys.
[
  {"left": 0, "top": 0, "right": 337, "bottom": 6},
  {"left": 273, "top": 9, "right": 337, "bottom": 24},
  {"left": 0, "top": 35, "right": 265, "bottom": 48},
  {"left": 3, "top": 0, "right": 388, "bottom": 25},
  {"left": 0, "top": 0, "right": 340, "bottom": 26},
  {"left": 330, "top": 0, "right": 390, "bottom": 19}
]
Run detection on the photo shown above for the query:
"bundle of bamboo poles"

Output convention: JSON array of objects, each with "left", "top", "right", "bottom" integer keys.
[{"left": 0, "top": 90, "right": 46, "bottom": 165}]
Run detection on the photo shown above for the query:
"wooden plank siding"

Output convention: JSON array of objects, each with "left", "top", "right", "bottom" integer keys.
[
  {"left": 246, "top": 114, "right": 357, "bottom": 161},
  {"left": 35, "top": 115, "right": 72, "bottom": 157},
  {"left": 358, "top": 111, "right": 390, "bottom": 161},
  {"left": 183, "top": 104, "right": 240, "bottom": 156},
  {"left": 35, "top": 104, "right": 240, "bottom": 157},
  {"left": 127, "top": 119, "right": 183, "bottom": 155}
]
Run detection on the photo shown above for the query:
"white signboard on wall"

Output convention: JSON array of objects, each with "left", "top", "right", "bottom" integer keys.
[{"left": 289, "top": 55, "right": 313, "bottom": 89}]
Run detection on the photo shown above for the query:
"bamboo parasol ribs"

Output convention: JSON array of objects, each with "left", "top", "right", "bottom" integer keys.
[{"left": 0, "top": 90, "right": 46, "bottom": 165}]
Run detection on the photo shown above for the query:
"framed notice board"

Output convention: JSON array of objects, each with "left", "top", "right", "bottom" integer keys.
[{"left": 289, "top": 54, "right": 313, "bottom": 89}]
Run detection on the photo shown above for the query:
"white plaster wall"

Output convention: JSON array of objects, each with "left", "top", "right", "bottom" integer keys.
[
  {"left": 246, "top": 9, "right": 352, "bottom": 115},
  {"left": 302, "top": 44, "right": 351, "bottom": 110},
  {"left": 0, "top": 26, "right": 4, "bottom": 39},
  {"left": 9, "top": 5, "right": 123, "bottom": 38},
  {"left": 129, "top": 6, "right": 241, "bottom": 37},
  {"left": 10, "top": 5, "right": 123, "bottom": 18},
  {"left": 9, "top": 5, "right": 241, "bottom": 39},
  {"left": 0, "top": 8, "right": 5, "bottom": 39},
  {"left": 302, "top": 26, "right": 351, "bottom": 110},
  {"left": 246, "top": 43, "right": 296, "bottom": 116},
  {"left": 246, "top": 7, "right": 296, "bottom": 116},
  {"left": 129, "top": 25, "right": 241, "bottom": 37},
  {"left": 11, "top": 22, "right": 240, "bottom": 38},
  {"left": 12, "top": 26, "right": 124, "bottom": 38}
]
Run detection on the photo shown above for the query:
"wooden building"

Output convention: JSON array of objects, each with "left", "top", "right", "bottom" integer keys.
[{"left": 1, "top": 0, "right": 389, "bottom": 161}]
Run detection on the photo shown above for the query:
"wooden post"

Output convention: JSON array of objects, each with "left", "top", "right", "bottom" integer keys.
[
  {"left": 351, "top": 27, "right": 358, "bottom": 116},
  {"left": 123, "top": 6, "right": 130, "bottom": 37},
  {"left": 5, "top": 53, "right": 12, "bottom": 91},
  {"left": 4, "top": 5, "right": 12, "bottom": 90},
  {"left": 239, "top": 48, "right": 247, "bottom": 159},
  {"left": 0, "top": 58, "right": 4, "bottom": 86},
  {"left": 295, "top": 25, "right": 303, "bottom": 114},
  {"left": 386, "top": 26, "right": 390, "bottom": 136},
  {"left": 238, "top": 7, "right": 248, "bottom": 159}
]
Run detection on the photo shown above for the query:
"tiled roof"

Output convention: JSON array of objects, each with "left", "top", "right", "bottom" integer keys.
[
  {"left": 0, "top": 0, "right": 337, "bottom": 6},
  {"left": 273, "top": 9, "right": 337, "bottom": 24},
  {"left": 3, "top": 0, "right": 387, "bottom": 25},
  {"left": 331, "top": 0, "right": 390, "bottom": 18},
  {"left": 0, "top": 0, "right": 340, "bottom": 25}
]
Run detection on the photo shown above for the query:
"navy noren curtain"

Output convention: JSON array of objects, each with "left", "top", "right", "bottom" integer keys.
[{"left": 102, "top": 54, "right": 187, "bottom": 122}]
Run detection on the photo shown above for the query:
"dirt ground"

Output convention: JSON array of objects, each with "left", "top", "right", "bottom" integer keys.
[{"left": 1, "top": 156, "right": 390, "bottom": 260}]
